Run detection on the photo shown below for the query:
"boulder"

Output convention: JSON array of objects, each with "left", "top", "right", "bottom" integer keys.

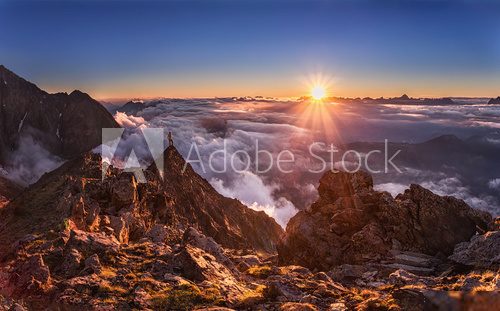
[
  {"left": 108, "top": 216, "right": 129, "bottom": 244},
  {"left": 61, "top": 248, "right": 83, "bottom": 277},
  {"left": 84, "top": 254, "right": 103, "bottom": 274},
  {"left": 173, "top": 228, "right": 246, "bottom": 303},
  {"left": 11, "top": 255, "right": 51, "bottom": 293},
  {"left": 70, "top": 195, "right": 100, "bottom": 231},
  {"left": 393, "top": 184, "right": 491, "bottom": 255},
  {"left": 449, "top": 231, "right": 500, "bottom": 269},
  {"left": 145, "top": 224, "right": 169, "bottom": 244},
  {"left": 65, "top": 229, "right": 120, "bottom": 258}
]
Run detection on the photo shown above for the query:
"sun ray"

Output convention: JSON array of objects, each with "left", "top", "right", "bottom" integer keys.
[{"left": 290, "top": 72, "right": 345, "bottom": 144}]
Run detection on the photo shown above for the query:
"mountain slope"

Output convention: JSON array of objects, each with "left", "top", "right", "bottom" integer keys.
[
  {"left": 0, "top": 176, "right": 21, "bottom": 209},
  {"left": 0, "top": 145, "right": 283, "bottom": 259},
  {"left": 0, "top": 65, "right": 119, "bottom": 165},
  {"left": 149, "top": 146, "right": 284, "bottom": 251}
]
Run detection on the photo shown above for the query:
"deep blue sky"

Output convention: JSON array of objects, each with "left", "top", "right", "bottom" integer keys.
[{"left": 1, "top": 0, "right": 499, "bottom": 98}]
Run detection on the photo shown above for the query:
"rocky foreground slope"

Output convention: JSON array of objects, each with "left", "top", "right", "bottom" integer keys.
[{"left": 0, "top": 148, "right": 498, "bottom": 310}]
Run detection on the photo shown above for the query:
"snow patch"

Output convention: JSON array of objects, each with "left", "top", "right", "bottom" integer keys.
[
  {"left": 56, "top": 113, "right": 63, "bottom": 139},
  {"left": 18, "top": 112, "right": 28, "bottom": 133}
]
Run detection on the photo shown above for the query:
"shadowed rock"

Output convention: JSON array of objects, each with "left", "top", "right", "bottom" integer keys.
[{"left": 449, "top": 230, "right": 500, "bottom": 269}]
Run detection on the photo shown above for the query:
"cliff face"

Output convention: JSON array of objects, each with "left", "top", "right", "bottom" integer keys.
[
  {"left": 278, "top": 171, "right": 492, "bottom": 271},
  {"left": 0, "top": 65, "right": 119, "bottom": 165}
]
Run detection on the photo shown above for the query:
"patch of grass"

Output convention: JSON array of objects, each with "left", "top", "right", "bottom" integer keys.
[
  {"left": 150, "top": 283, "right": 222, "bottom": 311},
  {"left": 61, "top": 218, "right": 71, "bottom": 231},
  {"left": 100, "top": 267, "right": 117, "bottom": 278},
  {"left": 246, "top": 265, "right": 273, "bottom": 279},
  {"left": 98, "top": 284, "right": 129, "bottom": 296},
  {"left": 101, "top": 297, "right": 116, "bottom": 304},
  {"left": 236, "top": 285, "right": 266, "bottom": 308}
]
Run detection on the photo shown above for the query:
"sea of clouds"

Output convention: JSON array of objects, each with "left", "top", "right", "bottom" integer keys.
[
  {"left": 2, "top": 96, "right": 498, "bottom": 226},
  {"left": 108, "top": 97, "right": 500, "bottom": 226}
]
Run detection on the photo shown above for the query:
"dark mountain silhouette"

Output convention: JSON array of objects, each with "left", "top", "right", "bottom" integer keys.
[
  {"left": 0, "top": 65, "right": 119, "bottom": 165},
  {"left": 116, "top": 100, "right": 145, "bottom": 115},
  {"left": 488, "top": 96, "right": 500, "bottom": 105}
]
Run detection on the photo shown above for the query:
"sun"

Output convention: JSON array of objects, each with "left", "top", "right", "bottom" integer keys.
[{"left": 311, "top": 85, "right": 326, "bottom": 100}]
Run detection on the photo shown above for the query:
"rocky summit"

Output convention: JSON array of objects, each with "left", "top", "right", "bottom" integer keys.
[{"left": 0, "top": 155, "right": 498, "bottom": 310}]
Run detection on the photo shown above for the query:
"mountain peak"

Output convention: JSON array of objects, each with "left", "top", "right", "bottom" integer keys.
[
  {"left": 0, "top": 64, "right": 14, "bottom": 75},
  {"left": 69, "top": 89, "right": 93, "bottom": 101},
  {"left": 487, "top": 96, "right": 500, "bottom": 105},
  {"left": 116, "top": 100, "right": 146, "bottom": 115}
]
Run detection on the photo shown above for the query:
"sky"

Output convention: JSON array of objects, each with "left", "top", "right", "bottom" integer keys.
[{"left": 1, "top": 0, "right": 500, "bottom": 99}]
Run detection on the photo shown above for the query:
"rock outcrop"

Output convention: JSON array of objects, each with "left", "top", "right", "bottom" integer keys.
[
  {"left": 0, "top": 65, "right": 119, "bottom": 166},
  {"left": 278, "top": 171, "right": 491, "bottom": 271},
  {"left": 449, "top": 230, "right": 500, "bottom": 269}
]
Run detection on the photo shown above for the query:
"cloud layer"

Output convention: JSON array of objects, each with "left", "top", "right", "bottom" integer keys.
[{"left": 111, "top": 97, "right": 500, "bottom": 223}]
